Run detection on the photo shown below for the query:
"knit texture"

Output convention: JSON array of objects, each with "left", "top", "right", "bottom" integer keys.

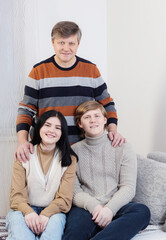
[
  {"left": 133, "top": 154, "right": 166, "bottom": 224},
  {"left": 72, "top": 131, "right": 137, "bottom": 215},
  {"left": 16, "top": 55, "right": 117, "bottom": 144},
  {"left": 147, "top": 151, "right": 166, "bottom": 164}
]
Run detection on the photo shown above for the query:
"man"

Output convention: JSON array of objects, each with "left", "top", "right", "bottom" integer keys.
[
  {"left": 15, "top": 21, "right": 125, "bottom": 162},
  {"left": 63, "top": 101, "right": 150, "bottom": 240}
]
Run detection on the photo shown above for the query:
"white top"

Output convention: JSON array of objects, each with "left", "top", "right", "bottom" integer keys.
[{"left": 22, "top": 146, "right": 67, "bottom": 207}]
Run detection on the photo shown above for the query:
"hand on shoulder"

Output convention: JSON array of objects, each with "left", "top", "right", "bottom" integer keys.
[
  {"left": 107, "top": 123, "right": 126, "bottom": 147},
  {"left": 108, "top": 131, "right": 126, "bottom": 147},
  {"left": 14, "top": 141, "right": 34, "bottom": 163}
]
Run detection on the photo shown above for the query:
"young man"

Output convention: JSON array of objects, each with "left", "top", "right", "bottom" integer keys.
[
  {"left": 63, "top": 101, "right": 150, "bottom": 240},
  {"left": 15, "top": 21, "right": 125, "bottom": 163}
]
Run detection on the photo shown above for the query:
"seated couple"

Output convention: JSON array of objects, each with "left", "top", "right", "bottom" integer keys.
[{"left": 6, "top": 101, "right": 150, "bottom": 240}]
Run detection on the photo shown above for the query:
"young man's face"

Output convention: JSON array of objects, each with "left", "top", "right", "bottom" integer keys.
[
  {"left": 79, "top": 109, "right": 107, "bottom": 138},
  {"left": 52, "top": 34, "right": 79, "bottom": 68}
]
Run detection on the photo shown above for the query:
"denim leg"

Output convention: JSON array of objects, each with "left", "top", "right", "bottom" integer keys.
[
  {"left": 40, "top": 213, "right": 66, "bottom": 240},
  {"left": 62, "top": 206, "right": 99, "bottom": 240},
  {"left": 6, "top": 209, "right": 36, "bottom": 240},
  {"left": 91, "top": 203, "right": 151, "bottom": 240}
]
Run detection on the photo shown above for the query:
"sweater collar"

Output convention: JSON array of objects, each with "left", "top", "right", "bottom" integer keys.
[
  {"left": 84, "top": 130, "right": 109, "bottom": 146},
  {"left": 52, "top": 54, "right": 79, "bottom": 71}
]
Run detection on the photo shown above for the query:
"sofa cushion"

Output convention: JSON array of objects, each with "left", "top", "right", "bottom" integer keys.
[
  {"left": 133, "top": 154, "right": 166, "bottom": 225},
  {"left": 147, "top": 151, "right": 166, "bottom": 164}
]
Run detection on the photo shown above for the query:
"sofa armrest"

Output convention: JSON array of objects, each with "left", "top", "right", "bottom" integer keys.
[{"left": 147, "top": 152, "right": 166, "bottom": 163}]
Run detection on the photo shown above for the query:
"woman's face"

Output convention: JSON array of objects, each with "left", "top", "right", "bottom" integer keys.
[{"left": 40, "top": 116, "right": 62, "bottom": 148}]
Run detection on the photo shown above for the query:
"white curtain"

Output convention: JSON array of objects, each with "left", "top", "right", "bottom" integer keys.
[
  {"left": 0, "top": 0, "right": 25, "bottom": 215},
  {"left": 0, "top": 0, "right": 107, "bottom": 215},
  {"left": 0, "top": 0, "right": 42, "bottom": 215}
]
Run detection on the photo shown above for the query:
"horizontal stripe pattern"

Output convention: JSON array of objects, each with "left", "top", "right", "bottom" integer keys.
[
  {"left": 16, "top": 55, "right": 118, "bottom": 143},
  {"left": 39, "top": 96, "right": 93, "bottom": 109},
  {"left": 39, "top": 85, "right": 94, "bottom": 98},
  {"left": 26, "top": 76, "right": 40, "bottom": 90},
  {"left": 20, "top": 95, "right": 38, "bottom": 108},
  {"left": 30, "top": 55, "right": 101, "bottom": 80},
  {"left": 38, "top": 76, "right": 104, "bottom": 89},
  {"left": 38, "top": 106, "right": 77, "bottom": 117}
]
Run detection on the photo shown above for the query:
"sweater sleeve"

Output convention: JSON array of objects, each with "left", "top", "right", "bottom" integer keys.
[
  {"left": 10, "top": 161, "right": 35, "bottom": 216},
  {"left": 40, "top": 156, "right": 77, "bottom": 218},
  {"left": 73, "top": 174, "right": 101, "bottom": 214},
  {"left": 93, "top": 65, "right": 118, "bottom": 125},
  {"left": 16, "top": 67, "right": 39, "bottom": 133},
  {"left": 105, "top": 143, "right": 137, "bottom": 216}
]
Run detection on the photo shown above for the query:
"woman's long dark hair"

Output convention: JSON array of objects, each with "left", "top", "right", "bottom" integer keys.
[{"left": 31, "top": 110, "right": 78, "bottom": 167}]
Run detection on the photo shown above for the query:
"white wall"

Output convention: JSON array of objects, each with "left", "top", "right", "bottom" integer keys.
[
  {"left": 0, "top": 0, "right": 107, "bottom": 215},
  {"left": 107, "top": 0, "right": 166, "bottom": 155}
]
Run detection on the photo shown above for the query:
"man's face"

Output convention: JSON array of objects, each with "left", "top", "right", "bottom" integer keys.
[
  {"left": 52, "top": 34, "right": 79, "bottom": 68},
  {"left": 78, "top": 109, "right": 107, "bottom": 138}
]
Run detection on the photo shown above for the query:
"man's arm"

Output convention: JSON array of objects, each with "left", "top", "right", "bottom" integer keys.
[
  {"left": 15, "top": 67, "right": 40, "bottom": 162},
  {"left": 104, "top": 143, "right": 137, "bottom": 216},
  {"left": 73, "top": 174, "right": 101, "bottom": 214},
  {"left": 93, "top": 65, "right": 126, "bottom": 146}
]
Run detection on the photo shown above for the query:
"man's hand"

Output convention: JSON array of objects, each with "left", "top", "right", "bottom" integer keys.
[
  {"left": 108, "top": 131, "right": 126, "bottom": 147},
  {"left": 107, "top": 123, "right": 126, "bottom": 147},
  {"left": 25, "top": 212, "right": 41, "bottom": 235},
  {"left": 39, "top": 215, "right": 49, "bottom": 233},
  {"left": 14, "top": 141, "right": 34, "bottom": 163},
  {"left": 14, "top": 130, "right": 34, "bottom": 162},
  {"left": 92, "top": 205, "right": 103, "bottom": 220},
  {"left": 92, "top": 205, "right": 113, "bottom": 228}
]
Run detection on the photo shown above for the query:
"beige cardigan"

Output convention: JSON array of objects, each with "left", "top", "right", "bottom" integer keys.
[{"left": 10, "top": 145, "right": 77, "bottom": 218}]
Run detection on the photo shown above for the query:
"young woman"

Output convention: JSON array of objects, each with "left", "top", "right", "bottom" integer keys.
[
  {"left": 63, "top": 101, "right": 150, "bottom": 240},
  {"left": 6, "top": 110, "right": 77, "bottom": 240}
]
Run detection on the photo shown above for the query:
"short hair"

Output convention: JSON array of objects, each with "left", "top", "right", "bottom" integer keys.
[
  {"left": 75, "top": 101, "right": 108, "bottom": 129},
  {"left": 31, "top": 110, "right": 77, "bottom": 166},
  {"left": 51, "top": 21, "right": 82, "bottom": 44}
]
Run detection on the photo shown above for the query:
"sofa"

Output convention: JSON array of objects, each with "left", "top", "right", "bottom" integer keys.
[
  {"left": 1, "top": 152, "right": 166, "bottom": 239},
  {"left": 131, "top": 151, "right": 166, "bottom": 239}
]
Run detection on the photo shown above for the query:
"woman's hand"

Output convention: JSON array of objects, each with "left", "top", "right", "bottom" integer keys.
[
  {"left": 39, "top": 214, "right": 49, "bottom": 232},
  {"left": 25, "top": 212, "right": 41, "bottom": 235}
]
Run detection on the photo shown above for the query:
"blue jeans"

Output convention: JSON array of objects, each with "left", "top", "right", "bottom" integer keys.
[
  {"left": 6, "top": 206, "right": 66, "bottom": 240},
  {"left": 62, "top": 203, "right": 150, "bottom": 240}
]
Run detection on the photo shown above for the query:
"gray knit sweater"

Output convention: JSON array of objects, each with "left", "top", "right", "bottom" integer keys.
[{"left": 72, "top": 131, "right": 137, "bottom": 216}]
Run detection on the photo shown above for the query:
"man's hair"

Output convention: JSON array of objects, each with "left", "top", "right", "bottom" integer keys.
[
  {"left": 75, "top": 101, "right": 108, "bottom": 128},
  {"left": 51, "top": 21, "right": 82, "bottom": 43}
]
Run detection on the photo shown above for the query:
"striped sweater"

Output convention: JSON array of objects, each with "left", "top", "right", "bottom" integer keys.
[{"left": 16, "top": 55, "right": 118, "bottom": 143}]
